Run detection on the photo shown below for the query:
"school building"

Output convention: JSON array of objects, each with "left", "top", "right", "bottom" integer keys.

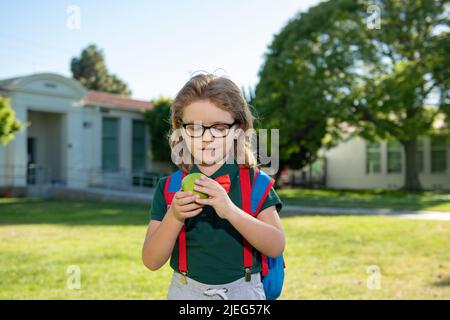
[
  {"left": 322, "top": 135, "right": 449, "bottom": 190},
  {"left": 0, "top": 72, "right": 171, "bottom": 197}
]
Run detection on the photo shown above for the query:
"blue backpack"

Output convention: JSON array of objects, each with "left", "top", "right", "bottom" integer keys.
[{"left": 163, "top": 165, "right": 285, "bottom": 300}]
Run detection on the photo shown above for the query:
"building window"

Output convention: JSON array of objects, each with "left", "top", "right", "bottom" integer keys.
[
  {"left": 431, "top": 136, "right": 448, "bottom": 173},
  {"left": 387, "top": 139, "right": 402, "bottom": 173},
  {"left": 132, "top": 120, "right": 146, "bottom": 172},
  {"left": 366, "top": 141, "right": 381, "bottom": 174},
  {"left": 102, "top": 117, "right": 119, "bottom": 172},
  {"left": 416, "top": 137, "right": 424, "bottom": 173}
]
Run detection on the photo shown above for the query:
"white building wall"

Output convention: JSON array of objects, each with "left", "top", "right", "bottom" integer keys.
[
  {"left": 324, "top": 136, "right": 450, "bottom": 190},
  {"left": 14, "top": 92, "right": 83, "bottom": 187},
  {"left": 28, "top": 110, "right": 64, "bottom": 182},
  {"left": 7, "top": 95, "right": 28, "bottom": 187},
  {"left": 82, "top": 107, "right": 151, "bottom": 189},
  {"left": 0, "top": 92, "right": 19, "bottom": 186},
  {"left": 121, "top": 116, "right": 132, "bottom": 172},
  {"left": 66, "top": 105, "right": 85, "bottom": 188}
]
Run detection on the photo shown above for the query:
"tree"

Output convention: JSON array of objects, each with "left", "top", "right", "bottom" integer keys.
[
  {"left": 255, "top": 0, "right": 449, "bottom": 190},
  {"left": 144, "top": 97, "right": 174, "bottom": 165},
  {"left": 0, "top": 96, "right": 22, "bottom": 145},
  {"left": 71, "top": 44, "right": 131, "bottom": 96}
]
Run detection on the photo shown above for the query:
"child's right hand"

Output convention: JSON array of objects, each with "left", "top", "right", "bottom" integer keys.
[{"left": 170, "top": 191, "right": 205, "bottom": 223}]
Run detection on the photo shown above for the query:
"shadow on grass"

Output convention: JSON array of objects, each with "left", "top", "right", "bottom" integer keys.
[
  {"left": 278, "top": 188, "right": 450, "bottom": 212},
  {"left": 0, "top": 196, "right": 386, "bottom": 227},
  {"left": 0, "top": 197, "right": 151, "bottom": 226},
  {"left": 1, "top": 195, "right": 447, "bottom": 227},
  {"left": 432, "top": 277, "right": 450, "bottom": 287},
  {"left": 279, "top": 211, "right": 405, "bottom": 218}
]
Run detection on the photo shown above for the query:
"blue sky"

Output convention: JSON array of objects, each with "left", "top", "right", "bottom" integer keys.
[{"left": 0, "top": 0, "right": 320, "bottom": 101}]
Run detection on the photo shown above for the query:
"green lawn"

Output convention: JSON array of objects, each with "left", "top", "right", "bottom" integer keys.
[
  {"left": 0, "top": 197, "right": 449, "bottom": 299},
  {"left": 278, "top": 188, "right": 450, "bottom": 212}
]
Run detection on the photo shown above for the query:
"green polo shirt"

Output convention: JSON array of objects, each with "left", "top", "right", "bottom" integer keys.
[{"left": 149, "top": 160, "right": 283, "bottom": 285}]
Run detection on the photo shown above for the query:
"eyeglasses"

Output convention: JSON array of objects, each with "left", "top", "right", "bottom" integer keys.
[{"left": 180, "top": 120, "right": 237, "bottom": 138}]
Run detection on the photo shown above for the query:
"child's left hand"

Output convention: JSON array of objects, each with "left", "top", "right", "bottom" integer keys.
[{"left": 193, "top": 176, "right": 236, "bottom": 220}]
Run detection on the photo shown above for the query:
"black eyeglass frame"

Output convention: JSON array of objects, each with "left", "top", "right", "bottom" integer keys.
[{"left": 179, "top": 120, "right": 238, "bottom": 138}]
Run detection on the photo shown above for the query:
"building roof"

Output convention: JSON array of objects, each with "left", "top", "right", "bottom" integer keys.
[
  {"left": 0, "top": 73, "right": 87, "bottom": 98},
  {"left": 0, "top": 73, "right": 154, "bottom": 112},
  {"left": 84, "top": 90, "right": 154, "bottom": 111},
  {"left": 0, "top": 76, "right": 24, "bottom": 87}
]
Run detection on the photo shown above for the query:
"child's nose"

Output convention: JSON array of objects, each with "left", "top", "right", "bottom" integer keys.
[{"left": 202, "top": 128, "right": 214, "bottom": 141}]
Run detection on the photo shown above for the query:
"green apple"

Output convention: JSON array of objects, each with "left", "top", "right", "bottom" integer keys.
[{"left": 181, "top": 173, "right": 209, "bottom": 199}]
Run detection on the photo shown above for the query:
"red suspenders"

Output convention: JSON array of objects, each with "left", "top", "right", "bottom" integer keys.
[{"left": 239, "top": 166, "right": 254, "bottom": 281}]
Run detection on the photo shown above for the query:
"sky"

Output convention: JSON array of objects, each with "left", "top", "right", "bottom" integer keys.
[{"left": 0, "top": 0, "right": 321, "bottom": 101}]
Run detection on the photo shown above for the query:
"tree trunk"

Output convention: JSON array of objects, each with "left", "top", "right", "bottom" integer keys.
[{"left": 401, "top": 139, "right": 422, "bottom": 191}]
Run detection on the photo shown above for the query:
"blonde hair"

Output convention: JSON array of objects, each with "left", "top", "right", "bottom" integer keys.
[{"left": 168, "top": 72, "right": 258, "bottom": 172}]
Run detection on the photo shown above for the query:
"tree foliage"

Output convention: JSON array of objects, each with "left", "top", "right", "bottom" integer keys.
[
  {"left": 144, "top": 97, "right": 173, "bottom": 164},
  {"left": 71, "top": 44, "right": 131, "bottom": 96},
  {"left": 0, "top": 96, "right": 22, "bottom": 145},
  {"left": 255, "top": 0, "right": 449, "bottom": 189}
]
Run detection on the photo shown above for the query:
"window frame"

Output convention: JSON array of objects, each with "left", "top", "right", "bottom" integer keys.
[
  {"left": 430, "top": 135, "right": 448, "bottom": 174},
  {"left": 366, "top": 141, "right": 381, "bottom": 174},
  {"left": 387, "top": 139, "right": 402, "bottom": 174},
  {"left": 132, "top": 119, "right": 147, "bottom": 173}
]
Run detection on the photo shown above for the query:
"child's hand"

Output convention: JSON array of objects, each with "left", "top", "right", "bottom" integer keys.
[
  {"left": 170, "top": 191, "right": 204, "bottom": 223},
  {"left": 193, "top": 176, "right": 236, "bottom": 220}
]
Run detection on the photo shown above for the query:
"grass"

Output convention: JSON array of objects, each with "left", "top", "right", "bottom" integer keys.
[
  {"left": 0, "top": 197, "right": 449, "bottom": 299},
  {"left": 277, "top": 188, "right": 450, "bottom": 212}
]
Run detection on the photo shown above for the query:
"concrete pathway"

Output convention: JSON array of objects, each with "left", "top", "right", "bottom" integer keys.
[
  {"left": 282, "top": 205, "right": 450, "bottom": 221},
  {"left": 38, "top": 185, "right": 450, "bottom": 221}
]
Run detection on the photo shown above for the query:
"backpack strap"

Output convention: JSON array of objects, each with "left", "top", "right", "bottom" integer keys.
[
  {"left": 163, "top": 169, "right": 188, "bottom": 281},
  {"left": 240, "top": 166, "right": 276, "bottom": 279},
  {"left": 251, "top": 166, "right": 275, "bottom": 216},
  {"left": 253, "top": 167, "right": 276, "bottom": 277},
  {"left": 164, "top": 169, "right": 185, "bottom": 201}
]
